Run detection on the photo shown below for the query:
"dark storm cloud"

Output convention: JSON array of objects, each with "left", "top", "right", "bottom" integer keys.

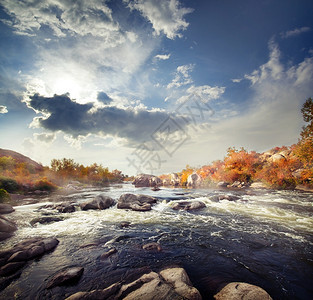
[
  {"left": 27, "top": 93, "right": 184, "bottom": 144},
  {"left": 97, "top": 92, "right": 113, "bottom": 104}
]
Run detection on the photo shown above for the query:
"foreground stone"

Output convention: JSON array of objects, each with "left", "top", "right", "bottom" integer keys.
[
  {"left": 46, "top": 266, "right": 84, "bottom": 289},
  {"left": 214, "top": 282, "right": 272, "bottom": 300},
  {"left": 117, "top": 194, "right": 157, "bottom": 211},
  {"left": 66, "top": 267, "right": 201, "bottom": 300},
  {"left": 0, "top": 204, "right": 14, "bottom": 214},
  {"left": 80, "top": 194, "right": 115, "bottom": 211},
  {"left": 0, "top": 215, "right": 17, "bottom": 241},
  {"left": 172, "top": 201, "right": 206, "bottom": 211},
  {"left": 0, "top": 237, "right": 59, "bottom": 277}
]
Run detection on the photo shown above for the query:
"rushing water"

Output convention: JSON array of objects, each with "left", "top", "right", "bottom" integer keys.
[{"left": 1, "top": 183, "right": 313, "bottom": 299}]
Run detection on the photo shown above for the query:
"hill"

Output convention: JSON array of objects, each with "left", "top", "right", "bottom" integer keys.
[{"left": 0, "top": 148, "right": 43, "bottom": 171}]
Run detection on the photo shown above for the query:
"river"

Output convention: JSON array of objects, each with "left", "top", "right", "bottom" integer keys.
[{"left": 1, "top": 183, "right": 313, "bottom": 299}]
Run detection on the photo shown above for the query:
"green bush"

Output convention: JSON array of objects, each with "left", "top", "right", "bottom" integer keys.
[
  {"left": 0, "top": 188, "right": 10, "bottom": 203},
  {"left": 0, "top": 176, "right": 20, "bottom": 193}
]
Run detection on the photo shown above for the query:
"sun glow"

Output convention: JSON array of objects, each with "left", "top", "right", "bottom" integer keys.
[{"left": 52, "top": 76, "right": 82, "bottom": 99}]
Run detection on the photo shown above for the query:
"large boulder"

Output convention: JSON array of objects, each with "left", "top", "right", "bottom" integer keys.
[
  {"left": 0, "top": 204, "right": 14, "bottom": 214},
  {"left": 46, "top": 266, "right": 84, "bottom": 289},
  {"left": 133, "top": 174, "right": 161, "bottom": 187},
  {"left": 117, "top": 194, "right": 157, "bottom": 211},
  {"left": 65, "top": 267, "right": 201, "bottom": 300},
  {"left": 171, "top": 201, "right": 206, "bottom": 211},
  {"left": 171, "top": 173, "right": 181, "bottom": 186},
  {"left": 0, "top": 215, "right": 17, "bottom": 241},
  {"left": 187, "top": 173, "right": 202, "bottom": 188},
  {"left": 80, "top": 194, "right": 115, "bottom": 211},
  {"left": 214, "top": 282, "right": 272, "bottom": 300}
]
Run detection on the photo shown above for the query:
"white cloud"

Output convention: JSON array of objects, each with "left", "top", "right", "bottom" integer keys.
[
  {"left": 167, "top": 64, "right": 194, "bottom": 89},
  {"left": 125, "top": 0, "right": 193, "bottom": 39},
  {"left": 281, "top": 26, "right": 311, "bottom": 38},
  {"left": 1, "top": 0, "right": 121, "bottom": 41},
  {"left": 0, "top": 105, "right": 8, "bottom": 114},
  {"left": 34, "top": 132, "right": 56, "bottom": 144},
  {"left": 155, "top": 53, "right": 171, "bottom": 60},
  {"left": 231, "top": 78, "right": 242, "bottom": 83},
  {"left": 244, "top": 40, "right": 283, "bottom": 84}
]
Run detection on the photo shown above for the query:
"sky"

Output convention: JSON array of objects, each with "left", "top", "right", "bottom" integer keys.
[{"left": 0, "top": 0, "right": 313, "bottom": 176}]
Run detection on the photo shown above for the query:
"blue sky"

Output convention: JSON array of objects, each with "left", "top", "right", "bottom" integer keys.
[{"left": 0, "top": 0, "right": 313, "bottom": 175}]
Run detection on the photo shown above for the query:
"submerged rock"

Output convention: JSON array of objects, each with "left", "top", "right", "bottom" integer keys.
[
  {"left": 30, "top": 216, "right": 64, "bottom": 226},
  {"left": 117, "top": 194, "right": 157, "bottom": 211},
  {"left": 214, "top": 282, "right": 272, "bottom": 300},
  {"left": 65, "top": 267, "right": 201, "bottom": 300},
  {"left": 0, "top": 215, "right": 17, "bottom": 241},
  {"left": 46, "top": 266, "right": 84, "bottom": 289},
  {"left": 80, "top": 194, "right": 115, "bottom": 211},
  {"left": 100, "top": 248, "right": 117, "bottom": 260},
  {"left": 0, "top": 204, "right": 14, "bottom": 215},
  {"left": 172, "top": 200, "right": 206, "bottom": 211},
  {"left": 0, "top": 237, "right": 59, "bottom": 277},
  {"left": 210, "top": 195, "right": 240, "bottom": 202},
  {"left": 142, "top": 242, "right": 162, "bottom": 252}
]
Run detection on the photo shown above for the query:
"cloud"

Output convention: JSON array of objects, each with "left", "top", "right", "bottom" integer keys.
[
  {"left": 231, "top": 78, "right": 242, "bottom": 83},
  {"left": 1, "top": 0, "right": 121, "bottom": 41},
  {"left": 281, "top": 26, "right": 311, "bottom": 38},
  {"left": 244, "top": 40, "right": 283, "bottom": 85},
  {"left": 155, "top": 53, "right": 171, "bottom": 60},
  {"left": 97, "top": 92, "right": 113, "bottom": 105},
  {"left": 34, "top": 133, "right": 56, "bottom": 143},
  {"left": 25, "top": 93, "right": 187, "bottom": 146},
  {"left": 0, "top": 105, "right": 8, "bottom": 114},
  {"left": 125, "top": 0, "right": 193, "bottom": 39},
  {"left": 167, "top": 64, "right": 194, "bottom": 89}
]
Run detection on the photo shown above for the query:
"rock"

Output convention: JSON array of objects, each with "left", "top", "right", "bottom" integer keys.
[
  {"left": 160, "top": 267, "right": 202, "bottom": 300},
  {"left": 269, "top": 153, "right": 286, "bottom": 163},
  {"left": 229, "top": 181, "right": 246, "bottom": 188},
  {"left": 0, "top": 261, "right": 26, "bottom": 276},
  {"left": 162, "top": 178, "right": 170, "bottom": 186},
  {"left": 171, "top": 173, "right": 181, "bottom": 186},
  {"left": 151, "top": 186, "right": 161, "bottom": 191},
  {"left": 142, "top": 242, "right": 162, "bottom": 252},
  {"left": 80, "top": 194, "right": 115, "bottom": 211},
  {"left": 210, "top": 195, "right": 240, "bottom": 202},
  {"left": 66, "top": 282, "right": 121, "bottom": 300},
  {"left": 30, "top": 216, "right": 64, "bottom": 226},
  {"left": 250, "top": 182, "right": 268, "bottom": 189},
  {"left": 217, "top": 181, "right": 229, "bottom": 188},
  {"left": 172, "top": 200, "right": 206, "bottom": 211},
  {"left": 100, "top": 248, "right": 117, "bottom": 259},
  {"left": 0, "top": 204, "right": 14, "bottom": 214},
  {"left": 117, "top": 194, "right": 157, "bottom": 212},
  {"left": 0, "top": 215, "right": 17, "bottom": 241},
  {"left": 214, "top": 282, "right": 272, "bottom": 300},
  {"left": 65, "top": 267, "right": 201, "bottom": 300},
  {"left": 46, "top": 266, "right": 84, "bottom": 289},
  {"left": 120, "top": 221, "right": 131, "bottom": 228},
  {"left": 187, "top": 173, "right": 202, "bottom": 187},
  {"left": 0, "top": 237, "right": 59, "bottom": 276},
  {"left": 54, "top": 202, "right": 76, "bottom": 213},
  {"left": 132, "top": 174, "right": 161, "bottom": 187}
]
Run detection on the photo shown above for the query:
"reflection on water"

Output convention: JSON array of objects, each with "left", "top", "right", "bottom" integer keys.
[{"left": 1, "top": 184, "right": 313, "bottom": 299}]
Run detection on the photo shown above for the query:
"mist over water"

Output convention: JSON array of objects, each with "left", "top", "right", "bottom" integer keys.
[{"left": 1, "top": 184, "right": 313, "bottom": 299}]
